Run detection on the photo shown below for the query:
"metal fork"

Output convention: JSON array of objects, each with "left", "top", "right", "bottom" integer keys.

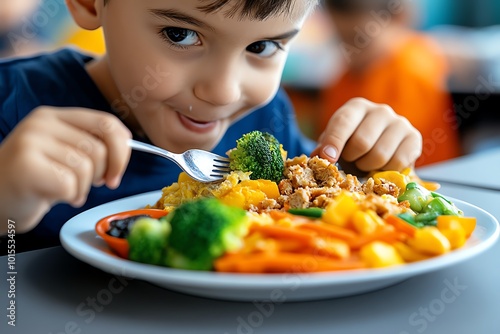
[{"left": 128, "top": 139, "right": 231, "bottom": 183}]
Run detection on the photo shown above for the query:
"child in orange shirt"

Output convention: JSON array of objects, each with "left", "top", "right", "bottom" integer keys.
[{"left": 319, "top": 0, "right": 461, "bottom": 166}]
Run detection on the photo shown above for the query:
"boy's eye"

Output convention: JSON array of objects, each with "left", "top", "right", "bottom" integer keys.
[
  {"left": 162, "top": 27, "right": 200, "bottom": 46},
  {"left": 246, "top": 41, "right": 282, "bottom": 58}
]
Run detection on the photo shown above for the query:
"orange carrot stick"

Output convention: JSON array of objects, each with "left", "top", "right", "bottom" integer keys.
[
  {"left": 268, "top": 210, "right": 291, "bottom": 220},
  {"left": 297, "top": 222, "right": 357, "bottom": 241},
  {"left": 249, "top": 224, "right": 317, "bottom": 247},
  {"left": 214, "top": 252, "right": 367, "bottom": 273},
  {"left": 385, "top": 215, "right": 418, "bottom": 237},
  {"left": 349, "top": 225, "right": 404, "bottom": 249},
  {"left": 268, "top": 210, "right": 314, "bottom": 225}
]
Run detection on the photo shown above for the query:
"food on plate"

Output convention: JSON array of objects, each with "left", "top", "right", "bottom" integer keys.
[
  {"left": 165, "top": 198, "right": 249, "bottom": 270},
  {"left": 97, "top": 131, "right": 477, "bottom": 273},
  {"left": 95, "top": 209, "right": 169, "bottom": 259},
  {"left": 227, "top": 130, "right": 286, "bottom": 183},
  {"left": 128, "top": 216, "right": 171, "bottom": 265},
  {"left": 106, "top": 214, "right": 151, "bottom": 238},
  {"left": 396, "top": 182, "right": 462, "bottom": 227}
]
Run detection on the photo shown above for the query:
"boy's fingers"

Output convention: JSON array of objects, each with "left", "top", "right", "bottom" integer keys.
[
  {"left": 384, "top": 136, "right": 422, "bottom": 171},
  {"left": 353, "top": 122, "right": 409, "bottom": 171},
  {"left": 50, "top": 122, "right": 109, "bottom": 185},
  {"left": 314, "top": 103, "right": 367, "bottom": 163},
  {"left": 57, "top": 109, "right": 132, "bottom": 188},
  {"left": 33, "top": 153, "right": 79, "bottom": 205},
  {"left": 43, "top": 139, "right": 93, "bottom": 206},
  {"left": 342, "top": 109, "right": 390, "bottom": 161}
]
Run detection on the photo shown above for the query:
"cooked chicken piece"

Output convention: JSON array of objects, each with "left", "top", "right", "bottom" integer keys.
[
  {"left": 278, "top": 179, "right": 293, "bottom": 196},
  {"left": 307, "top": 156, "right": 343, "bottom": 187},
  {"left": 288, "top": 188, "right": 311, "bottom": 209},
  {"left": 286, "top": 164, "right": 317, "bottom": 189}
]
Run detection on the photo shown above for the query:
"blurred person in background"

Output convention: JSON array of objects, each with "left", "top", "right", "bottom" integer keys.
[
  {"left": 0, "top": 0, "right": 104, "bottom": 58},
  {"left": 318, "top": 0, "right": 461, "bottom": 166},
  {"left": 0, "top": 0, "right": 41, "bottom": 57}
]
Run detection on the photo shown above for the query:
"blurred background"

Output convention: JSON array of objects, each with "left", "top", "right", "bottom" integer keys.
[{"left": 1, "top": 0, "right": 499, "bottom": 165}]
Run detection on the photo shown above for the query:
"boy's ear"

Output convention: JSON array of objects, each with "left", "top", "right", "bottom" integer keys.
[{"left": 66, "top": 0, "right": 103, "bottom": 30}]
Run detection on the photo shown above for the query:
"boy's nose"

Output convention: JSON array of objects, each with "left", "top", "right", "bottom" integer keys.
[{"left": 193, "top": 63, "right": 242, "bottom": 106}]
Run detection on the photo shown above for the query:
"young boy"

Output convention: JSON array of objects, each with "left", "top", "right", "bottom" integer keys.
[
  {"left": 0, "top": 0, "right": 422, "bottom": 252},
  {"left": 319, "top": 0, "right": 461, "bottom": 166}
]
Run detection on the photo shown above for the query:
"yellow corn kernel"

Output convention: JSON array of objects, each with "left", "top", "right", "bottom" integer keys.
[
  {"left": 352, "top": 211, "right": 378, "bottom": 235},
  {"left": 394, "top": 242, "right": 430, "bottom": 262},
  {"left": 360, "top": 241, "right": 404, "bottom": 268},
  {"left": 408, "top": 226, "right": 451, "bottom": 255},
  {"left": 323, "top": 192, "right": 359, "bottom": 227}
]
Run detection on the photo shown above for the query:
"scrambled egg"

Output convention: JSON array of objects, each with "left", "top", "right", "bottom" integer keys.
[{"left": 152, "top": 171, "right": 280, "bottom": 212}]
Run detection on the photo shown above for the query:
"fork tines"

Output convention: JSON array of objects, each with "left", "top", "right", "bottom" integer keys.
[{"left": 211, "top": 157, "right": 231, "bottom": 177}]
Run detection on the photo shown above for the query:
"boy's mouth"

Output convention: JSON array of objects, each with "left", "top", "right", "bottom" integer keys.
[{"left": 177, "top": 113, "right": 218, "bottom": 134}]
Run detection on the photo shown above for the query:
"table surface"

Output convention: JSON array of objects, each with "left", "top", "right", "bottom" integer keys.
[
  {"left": 2, "top": 156, "right": 500, "bottom": 334},
  {"left": 417, "top": 147, "right": 500, "bottom": 190}
]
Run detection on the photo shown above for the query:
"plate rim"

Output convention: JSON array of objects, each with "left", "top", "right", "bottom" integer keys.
[{"left": 60, "top": 191, "right": 500, "bottom": 290}]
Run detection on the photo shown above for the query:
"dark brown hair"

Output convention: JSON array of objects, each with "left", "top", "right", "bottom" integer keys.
[
  {"left": 104, "top": 0, "right": 319, "bottom": 20},
  {"left": 323, "top": 0, "right": 391, "bottom": 13}
]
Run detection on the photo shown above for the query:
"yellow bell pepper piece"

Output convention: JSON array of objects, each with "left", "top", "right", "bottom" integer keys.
[
  {"left": 239, "top": 180, "right": 280, "bottom": 199},
  {"left": 219, "top": 179, "right": 280, "bottom": 209},
  {"left": 441, "top": 226, "right": 467, "bottom": 249},
  {"left": 323, "top": 192, "right": 359, "bottom": 227},
  {"left": 408, "top": 226, "right": 451, "bottom": 255},
  {"left": 360, "top": 241, "right": 404, "bottom": 268},
  {"left": 437, "top": 215, "right": 476, "bottom": 238},
  {"left": 372, "top": 171, "right": 408, "bottom": 193},
  {"left": 220, "top": 189, "right": 247, "bottom": 208},
  {"left": 394, "top": 242, "right": 430, "bottom": 262},
  {"left": 352, "top": 210, "right": 379, "bottom": 235}
]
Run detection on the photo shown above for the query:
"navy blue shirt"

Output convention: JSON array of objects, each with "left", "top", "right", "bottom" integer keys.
[{"left": 0, "top": 48, "right": 315, "bottom": 251}]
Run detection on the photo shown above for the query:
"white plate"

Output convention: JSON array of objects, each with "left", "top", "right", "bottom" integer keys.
[{"left": 60, "top": 191, "right": 499, "bottom": 302}]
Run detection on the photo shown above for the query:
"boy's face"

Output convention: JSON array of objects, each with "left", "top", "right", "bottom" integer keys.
[{"left": 95, "top": 0, "right": 312, "bottom": 153}]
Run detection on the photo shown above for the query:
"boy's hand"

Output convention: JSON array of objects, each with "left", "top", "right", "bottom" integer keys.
[
  {"left": 0, "top": 107, "right": 132, "bottom": 234},
  {"left": 311, "top": 98, "right": 422, "bottom": 173}
]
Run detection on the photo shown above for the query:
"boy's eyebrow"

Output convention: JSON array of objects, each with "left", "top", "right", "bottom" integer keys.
[
  {"left": 149, "top": 8, "right": 215, "bottom": 31},
  {"left": 266, "top": 29, "right": 300, "bottom": 40},
  {"left": 149, "top": 8, "right": 300, "bottom": 41}
]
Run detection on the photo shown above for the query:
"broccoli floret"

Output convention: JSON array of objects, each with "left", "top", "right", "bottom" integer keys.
[
  {"left": 228, "top": 130, "right": 285, "bottom": 183},
  {"left": 165, "top": 198, "right": 249, "bottom": 271},
  {"left": 127, "top": 217, "right": 171, "bottom": 265}
]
